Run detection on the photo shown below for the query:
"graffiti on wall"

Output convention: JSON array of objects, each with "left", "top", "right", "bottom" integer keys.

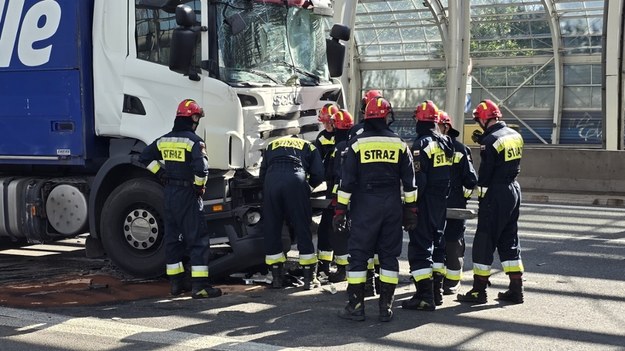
[{"left": 566, "top": 112, "right": 602, "bottom": 143}]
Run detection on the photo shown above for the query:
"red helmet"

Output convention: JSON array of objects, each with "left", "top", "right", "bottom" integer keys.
[
  {"left": 473, "top": 99, "right": 502, "bottom": 121},
  {"left": 331, "top": 109, "right": 354, "bottom": 130},
  {"left": 319, "top": 103, "right": 339, "bottom": 123},
  {"left": 360, "top": 89, "right": 383, "bottom": 113},
  {"left": 364, "top": 97, "right": 392, "bottom": 120},
  {"left": 176, "top": 99, "right": 204, "bottom": 118},
  {"left": 438, "top": 110, "right": 452, "bottom": 126},
  {"left": 414, "top": 100, "right": 440, "bottom": 122}
]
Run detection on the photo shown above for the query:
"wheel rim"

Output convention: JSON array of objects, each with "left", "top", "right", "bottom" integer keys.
[{"left": 123, "top": 207, "right": 160, "bottom": 251}]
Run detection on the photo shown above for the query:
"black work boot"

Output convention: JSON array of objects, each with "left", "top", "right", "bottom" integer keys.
[
  {"left": 402, "top": 278, "right": 436, "bottom": 311},
  {"left": 338, "top": 283, "right": 365, "bottom": 321},
  {"left": 498, "top": 276, "right": 524, "bottom": 304},
  {"left": 378, "top": 282, "right": 396, "bottom": 322},
  {"left": 170, "top": 273, "right": 191, "bottom": 296},
  {"left": 318, "top": 260, "right": 331, "bottom": 277},
  {"left": 433, "top": 272, "right": 444, "bottom": 306},
  {"left": 364, "top": 268, "right": 376, "bottom": 297},
  {"left": 328, "top": 264, "right": 347, "bottom": 283},
  {"left": 457, "top": 275, "right": 489, "bottom": 304},
  {"left": 303, "top": 264, "right": 320, "bottom": 290},
  {"left": 191, "top": 279, "right": 222, "bottom": 299},
  {"left": 443, "top": 278, "right": 461, "bottom": 295},
  {"left": 271, "top": 263, "right": 285, "bottom": 289}
]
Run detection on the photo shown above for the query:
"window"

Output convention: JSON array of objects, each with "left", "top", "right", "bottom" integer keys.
[{"left": 135, "top": 1, "right": 201, "bottom": 66}]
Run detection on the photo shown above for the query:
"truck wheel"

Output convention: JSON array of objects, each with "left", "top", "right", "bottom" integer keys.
[{"left": 100, "top": 179, "right": 165, "bottom": 278}]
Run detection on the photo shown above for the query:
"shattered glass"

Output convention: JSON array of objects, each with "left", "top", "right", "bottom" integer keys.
[{"left": 216, "top": 0, "right": 331, "bottom": 86}]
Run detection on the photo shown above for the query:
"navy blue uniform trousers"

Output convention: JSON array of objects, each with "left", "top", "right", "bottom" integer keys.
[
  {"left": 163, "top": 184, "right": 208, "bottom": 267},
  {"left": 348, "top": 188, "right": 402, "bottom": 274},
  {"left": 407, "top": 185, "right": 447, "bottom": 272},
  {"left": 472, "top": 182, "right": 522, "bottom": 265},
  {"left": 263, "top": 164, "right": 315, "bottom": 257}
]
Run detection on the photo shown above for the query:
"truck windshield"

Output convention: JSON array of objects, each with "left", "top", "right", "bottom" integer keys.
[{"left": 216, "top": 0, "right": 331, "bottom": 87}]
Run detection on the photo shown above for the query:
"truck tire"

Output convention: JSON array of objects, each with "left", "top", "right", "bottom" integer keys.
[{"left": 100, "top": 179, "right": 165, "bottom": 278}]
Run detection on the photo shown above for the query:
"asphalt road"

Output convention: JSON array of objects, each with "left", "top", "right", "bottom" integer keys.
[{"left": 1, "top": 199, "right": 625, "bottom": 351}]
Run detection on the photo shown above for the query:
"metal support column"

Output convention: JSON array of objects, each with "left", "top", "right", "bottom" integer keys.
[
  {"left": 603, "top": 0, "right": 624, "bottom": 150},
  {"left": 443, "top": 1, "right": 470, "bottom": 140},
  {"left": 541, "top": 0, "right": 563, "bottom": 145}
]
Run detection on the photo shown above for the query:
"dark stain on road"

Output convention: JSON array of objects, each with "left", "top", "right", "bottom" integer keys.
[{"left": 0, "top": 236, "right": 263, "bottom": 308}]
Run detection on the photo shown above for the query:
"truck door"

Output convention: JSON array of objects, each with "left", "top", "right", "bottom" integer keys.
[
  {"left": 123, "top": 1, "right": 243, "bottom": 171},
  {"left": 119, "top": 1, "right": 205, "bottom": 144}
]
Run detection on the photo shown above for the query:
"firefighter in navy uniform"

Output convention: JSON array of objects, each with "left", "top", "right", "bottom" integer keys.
[
  {"left": 437, "top": 111, "right": 478, "bottom": 295},
  {"left": 325, "top": 109, "right": 355, "bottom": 282},
  {"left": 260, "top": 135, "right": 324, "bottom": 290},
  {"left": 335, "top": 97, "right": 418, "bottom": 322},
  {"left": 139, "top": 99, "right": 222, "bottom": 299},
  {"left": 457, "top": 99, "right": 525, "bottom": 304},
  {"left": 402, "top": 100, "right": 454, "bottom": 311},
  {"left": 347, "top": 89, "right": 385, "bottom": 297},
  {"left": 314, "top": 103, "right": 339, "bottom": 277}
]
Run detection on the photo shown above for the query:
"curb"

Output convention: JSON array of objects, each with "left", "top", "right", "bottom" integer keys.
[{"left": 523, "top": 192, "right": 625, "bottom": 207}]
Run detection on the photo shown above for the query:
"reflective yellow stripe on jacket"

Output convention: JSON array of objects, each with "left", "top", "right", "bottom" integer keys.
[
  {"left": 493, "top": 134, "right": 524, "bottom": 161},
  {"left": 318, "top": 135, "right": 335, "bottom": 145},
  {"left": 423, "top": 140, "right": 453, "bottom": 167},
  {"left": 351, "top": 136, "right": 406, "bottom": 164},
  {"left": 146, "top": 160, "right": 161, "bottom": 174},
  {"left": 157, "top": 137, "right": 195, "bottom": 162},
  {"left": 270, "top": 137, "right": 308, "bottom": 150}
]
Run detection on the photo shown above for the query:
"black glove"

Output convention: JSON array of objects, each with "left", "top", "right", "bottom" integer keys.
[
  {"left": 402, "top": 205, "right": 418, "bottom": 231},
  {"left": 194, "top": 185, "right": 205, "bottom": 198},
  {"left": 471, "top": 129, "right": 484, "bottom": 144},
  {"left": 333, "top": 209, "right": 347, "bottom": 234},
  {"left": 155, "top": 169, "right": 166, "bottom": 185}
]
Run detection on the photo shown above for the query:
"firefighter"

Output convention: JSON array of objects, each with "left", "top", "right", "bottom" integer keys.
[
  {"left": 437, "top": 111, "right": 478, "bottom": 295},
  {"left": 347, "top": 89, "right": 385, "bottom": 296},
  {"left": 402, "top": 100, "right": 454, "bottom": 311},
  {"left": 335, "top": 97, "right": 417, "bottom": 322},
  {"left": 325, "top": 109, "right": 355, "bottom": 282},
  {"left": 260, "top": 134, "right": 324, "bottom": 290},
  {"left": 457, "top": 99, "right": 525, "bottom": 304},
  {"left": 139, "top": 99, "right": 222, "bottom": 299},
  {"left": 314, "top": 103, "right": 339, "bottom": 277}
]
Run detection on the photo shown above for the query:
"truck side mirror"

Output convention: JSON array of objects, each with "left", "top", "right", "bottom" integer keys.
[
  {"left": 169, "top": 5, "right": 200, "bottom": 81},
  {"left": 326, "top": 24, "right": 350, "bottom": 78},
  {"left": 175, "top": 4, "right": 196, "bottom": 26}
]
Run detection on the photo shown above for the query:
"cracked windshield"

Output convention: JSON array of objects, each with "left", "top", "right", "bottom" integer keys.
[{"left": 217, "top": 0, "right": 331, "bottom": 86}]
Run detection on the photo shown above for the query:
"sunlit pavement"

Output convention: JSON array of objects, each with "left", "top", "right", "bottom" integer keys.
[{"left": 1, "top": 196, "right": 624, "bottom": 350}]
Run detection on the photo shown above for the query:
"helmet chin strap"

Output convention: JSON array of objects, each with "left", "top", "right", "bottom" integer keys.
[
  {"left": 386, "top": 111, "right": 395, "bottom": 126},
  {"left": 385, "top": 105, "right": 395, "bottom": 126},
  {"left": 478, "top": 118, "right": 495, "bottom": 130},
  {"left": 192, "top": 114, "right": 201, "bottom": 131}
]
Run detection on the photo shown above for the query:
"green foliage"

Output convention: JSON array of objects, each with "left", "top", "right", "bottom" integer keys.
[{"left": 470, "top": 4, "right": 549, "bottom": 57}]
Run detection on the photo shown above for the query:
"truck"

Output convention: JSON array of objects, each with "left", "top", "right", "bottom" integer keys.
[{"left": 0, "top": 0, "right": 349, "bottom": 278}]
